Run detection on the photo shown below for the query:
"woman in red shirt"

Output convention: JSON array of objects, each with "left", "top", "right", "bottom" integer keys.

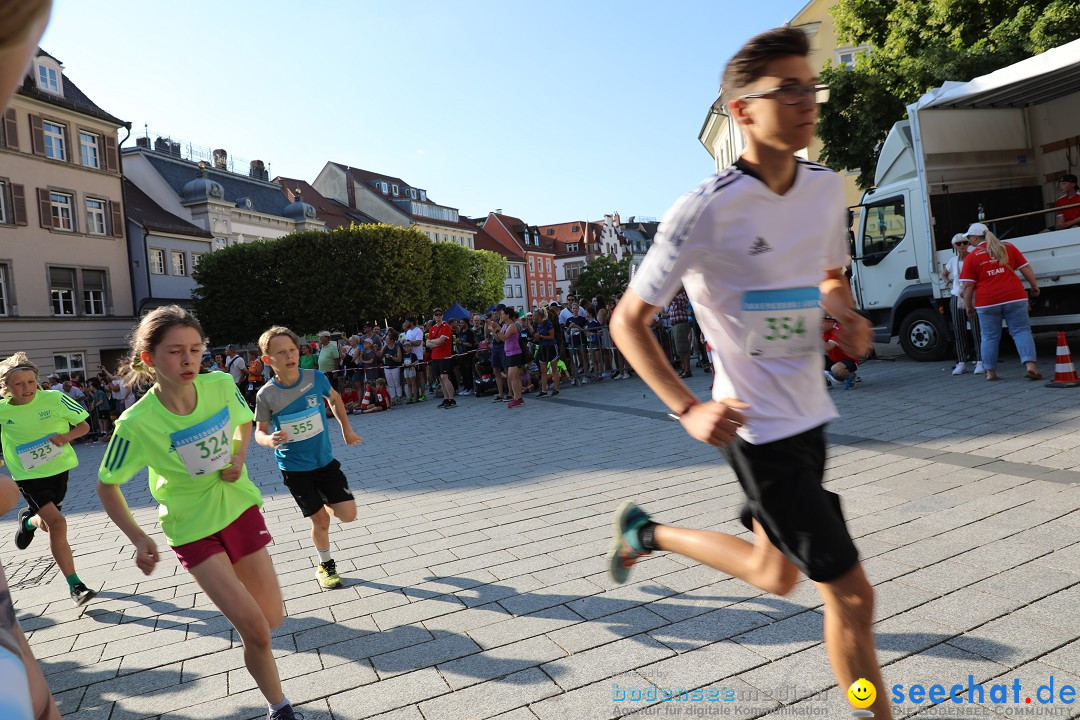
[{"left": 959, "top": 223, "right": 1041, "bottom": 381}]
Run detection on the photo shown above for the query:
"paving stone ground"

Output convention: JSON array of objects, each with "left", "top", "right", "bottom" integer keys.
[{"left": 3, "top": 338, "right": 1078, "bottom": 720}]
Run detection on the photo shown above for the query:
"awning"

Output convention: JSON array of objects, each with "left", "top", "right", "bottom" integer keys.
[{"left": 912, "top": 38, "right": 1080, "bottom": 111}]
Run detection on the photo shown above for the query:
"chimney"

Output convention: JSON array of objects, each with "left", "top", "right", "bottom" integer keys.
[
  {"left": 213, "top": 148, "right": 228, "bottom": 170},
  {"left": 249, "top": 160, "right": 267, "bottom": 181},
  {"left": 136, "top": 136, "right": 149, "bottom": 149},
  {"left": 345, "top": 166, "right": 356, "bottom": 208},
  {"left": 495, "top": 208, "right": 503, "bottom": 215}
]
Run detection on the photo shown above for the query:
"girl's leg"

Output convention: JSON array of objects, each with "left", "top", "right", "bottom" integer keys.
[
  {"left": 508, "top": 367, "right": 521, "bottom": 400},
  {"left": 32, "top": 504, "right": 76, "bottom": 578},
  {"left": 188, "top": 551, "right": 284, "bottom": 705}
]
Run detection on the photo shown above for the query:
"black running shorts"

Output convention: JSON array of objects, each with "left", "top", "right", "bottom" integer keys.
[
  {"left": 280, "top": 459, "right": 354, "bottom": 518},
  {"left": 538, "top": 345, "right": 558, "bottom": 364},
  {"left": 724, "top": 424, "right": 858, "bottom": 582},
  {"left": 17, "top": 471, "right": 69, "bottom": 514}
]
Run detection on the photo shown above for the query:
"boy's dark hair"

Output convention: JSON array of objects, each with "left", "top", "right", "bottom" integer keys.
[{"left": 721, "top": 27, "right": 810, "bottom": 104}]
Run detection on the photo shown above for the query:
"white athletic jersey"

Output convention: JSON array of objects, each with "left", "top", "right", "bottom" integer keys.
[{"left": 631, "top": 159, "right": 850, "bottom": 444}]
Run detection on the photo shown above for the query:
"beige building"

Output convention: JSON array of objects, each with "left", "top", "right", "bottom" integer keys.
[
  {"left": 0, "top": 49, "right": 135, "bottom": 375},
  {"left": 698, "top": 0, "right": 867, "bottom": 214},
  {"left": 313, "top": 163, "right": 477, "bottom": 248}
]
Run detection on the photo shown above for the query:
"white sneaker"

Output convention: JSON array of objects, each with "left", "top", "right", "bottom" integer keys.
[
  {"left": 974, "top": 361, "right": 986, "bottom": 374},
  {"left": 952, "top": 362, "right": 968, "bottom": 375}
]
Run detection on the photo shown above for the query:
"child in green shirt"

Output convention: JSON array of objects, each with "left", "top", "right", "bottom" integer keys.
[
  {"left": 0, "top": 352, "right": 95, "bottom": 606},
  {"left": 96, "top": 306, "right": 298, "bottom": 720}
]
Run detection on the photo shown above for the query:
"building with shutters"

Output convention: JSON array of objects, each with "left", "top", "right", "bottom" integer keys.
[{"left": 0, "top": 49, "right": 136, "bottom": 376}]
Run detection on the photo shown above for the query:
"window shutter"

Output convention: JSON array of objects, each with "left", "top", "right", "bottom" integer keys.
[
  {"left": 29, "top": 114, "right": 44, "bottom": 155},
  {"left": 62, "top": 124, "right": 71, "bottom": 162},
  {"left": 104, "top": 135, "right": 118, "bottom": 173},
  {"left": 11, "top": 184, "right": 27, "bottom": 225},
  {"left": 3, "top": 109, "right": 16, "bottom": 149},
  {"left": 37, "top": 188, "right": 51, "bottom": 228},
  {"left": 109, "top": 199, "right": 123, "bottom": 238}
]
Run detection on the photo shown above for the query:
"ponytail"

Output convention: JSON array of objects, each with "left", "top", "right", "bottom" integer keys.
[{"left": 983, "top": 230, "right": 1011, "bottom": 270}]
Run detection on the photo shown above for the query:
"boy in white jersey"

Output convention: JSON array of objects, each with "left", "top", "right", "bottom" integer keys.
[
  {"left": 607, "top": 27, "right": 890, "bottom": 720},
  {"left": 254, "top": 326, "right": 361, "bottom": 590}
]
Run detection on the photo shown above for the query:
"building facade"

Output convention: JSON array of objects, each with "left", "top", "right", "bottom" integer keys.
[
  {"left": 122, "top": 141, "right": 324, "bottom": 251},
  {"left": 619, "top": 216, "right": 660, "bottom": 269},
  {"left": 472, "top": 225, "right": 525, "bottom": 313},
  {"left": 313, "top": 163, "right": 477, "bottom": 247},
  {"left": 482, "top": 213, "right": 555, "bottom": 310},
  {"left": 123, "top": 178, "right": 213, "bottom": 314},
  {"left": 538, "top": 221, "right": 588, "bottom": 299},
  {"left": 0, "top": 49, "right": 135, "bottom": 374}
]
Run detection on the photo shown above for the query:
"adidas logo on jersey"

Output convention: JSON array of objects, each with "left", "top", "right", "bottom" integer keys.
[{"left": 748, "top": 237, "right": 772, "bottom": 255}]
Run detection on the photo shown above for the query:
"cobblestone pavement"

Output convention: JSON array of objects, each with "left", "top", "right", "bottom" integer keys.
[{"left": 3, "top": 342, "right": 1078, "bottom": 720}]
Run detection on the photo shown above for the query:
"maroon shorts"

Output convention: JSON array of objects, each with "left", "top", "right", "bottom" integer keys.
[{"left": 170, "top": 505, "right": 272, "bottom": 570}]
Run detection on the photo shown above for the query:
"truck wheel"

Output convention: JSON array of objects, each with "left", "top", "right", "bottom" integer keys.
[{"left": 898, "top": 308, "right": 950, "bottom": 362}]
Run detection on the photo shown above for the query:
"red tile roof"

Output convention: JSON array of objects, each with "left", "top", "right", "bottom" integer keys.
[
  {"left": 473, "top": 226, "right": 524, "bottom": 262},
  {"left": 486, "top": 213, "right": 555, "bottom": 256}
]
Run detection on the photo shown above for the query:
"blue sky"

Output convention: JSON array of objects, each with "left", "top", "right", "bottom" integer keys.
[{"left": 42, "top": 0, "right": 804, "bottom": 223}]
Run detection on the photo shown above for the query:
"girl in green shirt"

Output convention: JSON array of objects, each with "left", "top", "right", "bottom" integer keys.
[{"left": 96, "top": 306, "right": 298, "bottom": 720}]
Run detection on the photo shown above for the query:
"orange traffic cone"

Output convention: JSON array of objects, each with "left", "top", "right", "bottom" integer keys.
[{"left": 1046, "top": 332, "right": 1080, "bottom": 388}]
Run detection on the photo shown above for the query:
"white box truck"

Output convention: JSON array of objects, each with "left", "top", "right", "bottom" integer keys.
[{"left": 849, "top": 39, "right": 1080, "bottom": 361}]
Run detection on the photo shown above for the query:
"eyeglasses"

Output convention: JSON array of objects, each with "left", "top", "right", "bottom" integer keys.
[
  {"left": 739, "top": 84, "right": 829, "bottom": 105},
  {"left": 954, "top": 241, "right": 969, "bottom": 246}
]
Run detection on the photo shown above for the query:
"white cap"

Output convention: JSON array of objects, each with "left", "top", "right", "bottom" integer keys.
[{"left": 965, "top": 222, "right": 988, "bottom": 237}]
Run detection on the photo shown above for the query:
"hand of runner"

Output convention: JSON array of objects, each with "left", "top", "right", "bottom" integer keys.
[
  {"left": 834, "top": 312, "right": 873, "bottom": 358},
  {"left": 48, "top": 433, "right": 70, "bottom": 447},
  {"left": 680, "top": 399, "right": 749, "bottom": 447},
  {"left": 269, "top": 430, "right": 287, "bottom": 449},
  {"left": 133, "top": 535, "right": 159, "bottom": 575},
  {"left": 221, "top": 456, "right": 243, "bottom": 482},
  {"left": 343, "top": 430, "right": 362, "bottom": 446}
]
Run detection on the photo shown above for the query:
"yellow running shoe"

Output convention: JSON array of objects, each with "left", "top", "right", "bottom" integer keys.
[{"left": 316, "top": 560, "right": 342, "bottom": 589}]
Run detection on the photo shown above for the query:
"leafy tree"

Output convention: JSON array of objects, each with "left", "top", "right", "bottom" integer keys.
[
  {"left": 571, "top": 255, "right": 632, "bottom": 302},
  {"left": 819, "top": 0, "right": 1080, "bottom": 189},
  {"left": 463, "top": 250, "right": 507, "bottom": 314},
  {"left": 192, "top": 224, "right": 433, "bottom": 344},
  {"left": 428, "top": 241, "right": 473, "bottom": 313}
]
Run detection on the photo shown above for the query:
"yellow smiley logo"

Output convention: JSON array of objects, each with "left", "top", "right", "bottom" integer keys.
[{"left": 848, "top": 678, "right": 876, "bottom": 709}]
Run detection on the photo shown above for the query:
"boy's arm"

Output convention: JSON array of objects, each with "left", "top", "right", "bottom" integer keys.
[
  {"left": 610, "top": 290, "right": 746, "bottom": 448},
  {"left": 50, "top": 421, "right": 89, "bottom": 446},
  {"left": 96, "top": 482, "right": 159, "bottom": 575},
  {"left": 254, "top": 420, "right": 286, "bottom": 449},
  {"left": 327, "top": 388, "right": 362, "bottom": 445},
  {"left": 820, "top": 269, "right": 872, "bottom": 358}
]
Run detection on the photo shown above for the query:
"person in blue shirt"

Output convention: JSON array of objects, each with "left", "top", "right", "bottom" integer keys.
[{"left": 254, "top": 326, "right": 361, "bottom": 590}]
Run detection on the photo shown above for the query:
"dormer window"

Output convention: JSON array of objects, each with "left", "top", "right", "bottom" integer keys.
[
  {"left": 409, "top": 188, "right": 417, "bottom": 199},
  {"left": 379, "top": 181, "right": 388, "bottom": 193},
  {"left": 419, "top": 190, "right": 427, "bottom": 202},
  {"left": 36, "top": 61, "right": 61, "bottom": 95},
  {"left": 391, "top": 184, "right": 399, "bottom": 196},
  {"left": 571, "top": 225, "right": 579, "bottom": 232}
]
